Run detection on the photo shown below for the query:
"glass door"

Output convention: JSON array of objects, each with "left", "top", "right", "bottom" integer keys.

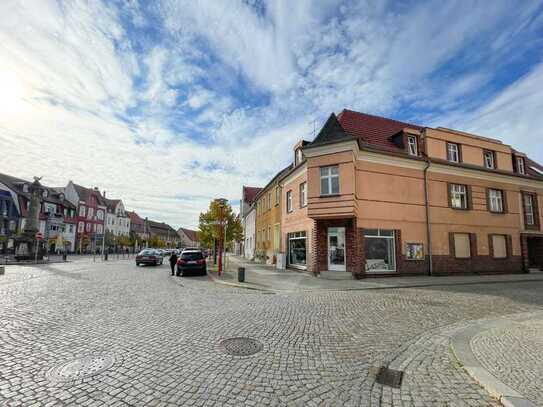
[{"left": 328, "top": 227, "right": 346, "bottom": 271}]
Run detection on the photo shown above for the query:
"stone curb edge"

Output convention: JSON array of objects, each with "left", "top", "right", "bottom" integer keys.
[{"left": 450, "top": 314, "right": 542, "bottom": 407}]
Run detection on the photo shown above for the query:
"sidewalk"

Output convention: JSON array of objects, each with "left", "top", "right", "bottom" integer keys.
[
  {"left": 208, "top": 255, "right": 543, "bottom": 292},
  {"left": 451, "top": 311, "right": 543, "bottom": 407}
]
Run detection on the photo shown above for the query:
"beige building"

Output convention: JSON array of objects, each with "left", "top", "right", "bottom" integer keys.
[{"left": 277, "top": 109, "right": 543, "bottom": 277}]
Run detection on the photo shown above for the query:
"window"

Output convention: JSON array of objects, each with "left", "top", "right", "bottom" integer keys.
[
  {"left": 286, "top": 190, "right": 293, "bottom": 212},
  {"left": 85, "top": 223, "right": 91, "bottom": 232},
  {"left": 275, "top": 187, "right": 280, "bottom": 205},
  {"left": 407, "top": 135, "right": 418, "bottom": 156},
  {"left": 491, "top": 235, "right": 507, "bottom": 259},
  {"left": 267, "top": 226, "right": 271, "bottom": 242},
  {"left": 9, "top": 220, "right": 16, "bottom": 231},
  {"left": 517, "top": 157, "right": 525, "bottom": 174},
  {"left": 447, "top": 142, "right": 460, "bottom": 163},
  {"left": 78, "top": 222, "right": 84, "bottom": 233},
  {"left": 488, "top": 189, "right": 504, "bottom": 213},
  {"left": 453, "top": 233, "right": 471, "bottom": 258},
  {"left": 523, "top": 193, "right": 536, "bottom": 226},
  {"left": 79, "top": 206, "right": 86, "bottom": 217},
  {"left": 483, "top": 150, "right": 495, "bottom": 169},
  {"left": 450, "top": 184, "right": 468, "bottom": 209},
  {"left": 288, "top": 231, "right": 307, "bottom": 268},
  {"left": 69, "top": 225, "right": 74, "bottom": 233},
  {"left": 97, "top": 210, "right": 103, "bottom": 220},
  {"left": 320, "top": 166, "right": 339, "bottom": 195},
  {"left": 87, "top": 207, "right": 94, "bottom": 219},
  {"left": 97, "top": 225, "right": 103, "bottom": 234},
  {"left": 364, "top": 229, "right": 396, "bottom": 272},
  {"left": 300, "top": 182, "right": 307, "bottom": 207},
  {"left": 274, "top": 224, "right": 280, "bottom": 251}
]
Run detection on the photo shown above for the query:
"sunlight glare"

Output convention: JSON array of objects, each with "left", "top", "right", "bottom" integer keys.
[{"left": 0, "top": 71, "right": 26, "bottom": 115}]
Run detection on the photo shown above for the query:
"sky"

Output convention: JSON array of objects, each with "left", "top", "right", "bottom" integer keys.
[{"left": 1, "top": 0, "right": 543, "bottom": 229}]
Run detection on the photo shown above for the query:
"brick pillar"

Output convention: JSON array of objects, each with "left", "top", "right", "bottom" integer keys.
[
  {"left": 520, "top": 234, "right": 529, "bottom": 272},
  {"left": 351, "top": 219, "right": 365, "bottom": 279},
  {"left": 308, "top": 220, "right": 318, "bottom": 275}
]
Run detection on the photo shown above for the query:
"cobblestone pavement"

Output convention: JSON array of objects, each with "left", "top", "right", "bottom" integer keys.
[
  {"left": 471, "top": 316, "right": 543, "bottom": 406},
  {"left": 1, "top": 260, "right": 543, "bottom": 406}
]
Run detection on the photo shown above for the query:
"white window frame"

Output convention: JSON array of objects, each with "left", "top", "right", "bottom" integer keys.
[
  {"left": 300, "top": 182, "right": 307, "bottom": 207},
  {"left": 447, "top": 143, "right": 460, "bottom": 163},
  {"left": 79, "top": 206, "right": 86, "bottom": 217},
  {"left": 320, "top": 165, "right": 339, "bottom": 196},
  {"left": 407, "top": 135, "right": 418, "bottom": 156},
  {"left": 524, "top": 194, "right": 535, "bottom": 226},
  {"left": 517, "top": 157, "right": 525, "bottom": 174},
  {"left": 488, "top": 189, "right": 504, "bottom": 213},
  {"left": 286, "top": 190, "right": 292, "bottom": 212},
  {"left": 484, "top": 150, "right": 495, "bottom": 169},
  {"left": 450, "top": 184, "right": 468, "bottom": 209}
]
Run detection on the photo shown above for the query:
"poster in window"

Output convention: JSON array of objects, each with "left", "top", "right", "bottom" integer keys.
[{"left": 406, "top": 243, "right": 424, "bottom": 260}]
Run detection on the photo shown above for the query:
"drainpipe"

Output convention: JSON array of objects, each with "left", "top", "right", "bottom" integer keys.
[{"left": 423, "top": 129, "right": 433, "bottom": 276}]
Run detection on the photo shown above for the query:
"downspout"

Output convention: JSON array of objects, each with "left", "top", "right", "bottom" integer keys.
[{"left": 422, "top": 129, "right": 433, "bottom": 276}]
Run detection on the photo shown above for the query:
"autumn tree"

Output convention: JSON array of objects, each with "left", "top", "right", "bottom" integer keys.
[{"left": 198, "top": 199, "right": 243, "bottom": 249}]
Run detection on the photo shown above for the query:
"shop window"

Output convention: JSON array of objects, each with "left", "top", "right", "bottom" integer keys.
[
  {"left": 405, "top": 243, "right": 424, "bottom": 260},
  {"left": 364, "top": 229, "right": 396, "bottom": 272},
  {"left": 288, "top": 231, "right": 306, "bottom": 268},
  {"left": 453, "top": 233, "right": 471, "bottom": 258},
  {"left": 491, "top": 235, "right": 507, "bottom": 259}
]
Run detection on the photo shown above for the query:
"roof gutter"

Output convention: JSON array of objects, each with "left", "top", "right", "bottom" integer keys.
[{"left": 422, "top": 128, "right": 433, "bottom": 276}]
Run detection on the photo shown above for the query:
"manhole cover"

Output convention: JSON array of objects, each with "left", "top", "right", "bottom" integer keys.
[
  {"left": 46, "top": 353, "right": 118, "bottom": 382},
  {"left": 375, "top": 366, "right": 404, "bottom": 388},
  {"left": 219, "top": 337, "right": 263, "bottom": 356}
]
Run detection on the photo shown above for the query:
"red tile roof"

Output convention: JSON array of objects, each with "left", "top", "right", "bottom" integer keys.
[
  {"left": 127, "top": 211, "right": 144, "bottom": 225},
  {"left": 177, "top": 227, "right": 199, "bottom": 242},
  {"left": 243, "top": 186, "right": 262, "bottom": 204},
  {"left": 337, "top": 109, "right": 423, "bottom": 151}
]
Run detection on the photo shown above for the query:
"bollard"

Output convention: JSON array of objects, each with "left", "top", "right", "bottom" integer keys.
[
  {"left": 0, "top": 266, "right": 4, "bottom": 275},
  {"left": 238, "top": 267, "right": 245, "bottom": 283},
  {"left": 62, "top": 253, "right": 67, "bottom": 261},
  {"left": 104, "top": 252, "right": 108, "bottom": 261}
]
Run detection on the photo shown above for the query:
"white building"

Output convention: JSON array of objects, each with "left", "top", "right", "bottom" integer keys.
[
  {"left": 104, "top": 199, "right": 130, "bottom": 237},
  {"left": 243, "top": 205, "right": 256, "bottom": 259},
  {"left": 240, "top": 186, "right": 261, "bottom": 258}
]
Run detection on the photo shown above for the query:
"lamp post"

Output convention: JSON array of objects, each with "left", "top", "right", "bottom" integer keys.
[{"left": 215, "top": 198, "right": 228, "bottom": 276}]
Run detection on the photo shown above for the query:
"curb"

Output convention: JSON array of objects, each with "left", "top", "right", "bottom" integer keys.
[{"left": 451, "top": 314, "right": 542, "bottom": 407}]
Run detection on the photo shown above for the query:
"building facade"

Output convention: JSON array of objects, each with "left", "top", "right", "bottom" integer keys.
[
  {"left": 240, "top": 186, "right": 261, "bottom": 258},
  {"left": 177, "top": 227, "right": 199, "bottom": 248},
  {"left": 128, "top": 211, "right": 148, "bottom": 249},
  {"left": 104, "top": 198, "right": 130, "bottom": 237},
  {"left": 0, "top": 177, "right": 21, "bottom": 254},
  {"left": 63, "top": 181, "right": 107, "bottom": 253},
  {"left": 148, "top": 220, "right": 178, "bottom": 247},
  {"left": 277, "top": 109, "right": 543, "bottom": 276},
  {"left": 254, "top": 167, "right": 290, "bottom": 264}
]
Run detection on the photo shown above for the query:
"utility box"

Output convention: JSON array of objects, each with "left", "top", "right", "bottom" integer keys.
[
  {"left": 238, "top": 267, "right": 245, "bottom": 283},
  {"left": 275, "top": 253, "right": 286, "bottom": 270}
]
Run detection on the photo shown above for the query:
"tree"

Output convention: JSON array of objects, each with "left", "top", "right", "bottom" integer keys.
[
  {"left": 117, "top": 235, "right": 131, "bottom": 247},
  {"left": 148, "top": 235, "right": 165, "bottom": 248},
  {"left": 198, "top": 199, "right": 243, "bottom": 248}
]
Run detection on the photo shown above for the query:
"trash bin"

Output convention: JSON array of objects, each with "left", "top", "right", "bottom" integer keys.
[
  {"left": 62, "top": 253, "right": 67, "bottom": 261},
  {"left": 238, "top": 267, "right": 245, "bottom": 283},
  {"left": 104, "top": 252, "right": 108, "bottom": 261}
]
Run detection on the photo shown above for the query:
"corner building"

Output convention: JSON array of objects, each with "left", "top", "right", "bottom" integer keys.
[{"left": 278, "top": 109, "right": 543, "bottom": 277}]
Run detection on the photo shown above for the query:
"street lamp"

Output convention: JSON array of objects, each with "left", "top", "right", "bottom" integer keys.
[{"left": 215, "top": 198, "right": 228, "bottom": 276}]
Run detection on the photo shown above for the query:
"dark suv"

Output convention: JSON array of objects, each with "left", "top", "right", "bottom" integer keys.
[{"left": 176, "top": 250, "right": 206, "bottom": 276}]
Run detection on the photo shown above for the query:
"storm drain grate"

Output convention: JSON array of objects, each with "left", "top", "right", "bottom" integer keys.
[
  {"left": 219, "top": 337, "right": 263, "bottom": 357},
  {"left": 375, "top": 366, "right": 404, "bottom": 388},
  {"left": 46, "top": 352, "right": 119, "bottom": 383}
]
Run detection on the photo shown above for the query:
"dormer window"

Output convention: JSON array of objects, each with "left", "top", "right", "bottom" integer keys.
[
  {"left": 295, "top": 149, "right": 303, "bottom": 166},
  {"left": 407, "top": 135, "right": 418, "bottom": 156},
  {"left": 447, "top": 142, "right": 460, "bottom": 163},
  {"left": 22, "top": 184, "right": 29, "bottom": 193},
  {"left": 483, "top": 150, "right": 495, "bottom": 169},
  {"left": 516, "top": 157, "right": 525, "bottom": 174}
]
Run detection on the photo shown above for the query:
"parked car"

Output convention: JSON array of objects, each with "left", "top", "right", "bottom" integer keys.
[
  {"left": 176, "top": 250, "right": 206, "bottom": 276},
  {"left": 135, "top": 249, "right": 164, "bottom": 266}
]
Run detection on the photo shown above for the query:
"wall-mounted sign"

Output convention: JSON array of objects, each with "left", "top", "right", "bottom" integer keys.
[{"left": 406, "top": 243, "right": 424, "bottom": 260}]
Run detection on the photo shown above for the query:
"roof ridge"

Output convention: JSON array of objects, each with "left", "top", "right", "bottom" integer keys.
[{"left": 341, "top": 108, "right": 422, "bottom": 129}]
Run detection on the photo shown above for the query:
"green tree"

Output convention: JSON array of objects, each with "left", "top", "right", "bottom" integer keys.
[
  {"left": 198, "top": 199, "right": 243, "bottom": 248},
  {"left": 148, "top": 235, "right": 166, "bottom": 248}
]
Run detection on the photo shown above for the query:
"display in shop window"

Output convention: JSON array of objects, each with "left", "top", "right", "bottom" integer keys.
[{"left": 405, "top": 243, "right": 424, "bottom": 260}]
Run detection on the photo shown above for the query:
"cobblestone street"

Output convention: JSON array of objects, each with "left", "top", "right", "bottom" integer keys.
[{"left": 1, "top": 259, "right": 543, "bottom": 406}]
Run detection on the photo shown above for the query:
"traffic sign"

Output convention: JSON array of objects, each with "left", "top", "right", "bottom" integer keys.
[{"left": 35, "top": 232, "right": 43, "bottom": 240}]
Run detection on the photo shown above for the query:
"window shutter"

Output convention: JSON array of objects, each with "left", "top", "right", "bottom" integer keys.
[
  {"left": 512, "top": 155, "right": 518, "bottom": 172},
  {"left": 534, "top": 194, "right": 541, "bottom": 229},
  {"left": 502, "top": 190, "right": 508, "bottom": 213},
  {"left": 467, "top": 185, "right": 473, "bottom": 210},
  {"left": 447, "top": 183, "right": 452, "bottom": 208},
  {"left": 485, "top": 188, "right": 490, "bottom": 212}
]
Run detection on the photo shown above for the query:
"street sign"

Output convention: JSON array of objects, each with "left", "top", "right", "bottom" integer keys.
[{"left": 35, "top": 232, "right": 43, "bottom": 240}]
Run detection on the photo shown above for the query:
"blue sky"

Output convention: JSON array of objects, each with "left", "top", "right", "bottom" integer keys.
[{"left": 1, "top": 0, "right": 543, "bottom": 228}]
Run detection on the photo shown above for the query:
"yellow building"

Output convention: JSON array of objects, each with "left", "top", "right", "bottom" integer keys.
[{"left": 254, "top": 166, "right": 290, "bottom": 264}]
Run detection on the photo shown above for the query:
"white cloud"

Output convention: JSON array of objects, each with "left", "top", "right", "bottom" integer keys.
[{"left": 1, "top": 0, "right": 542, "bottom": 231}]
